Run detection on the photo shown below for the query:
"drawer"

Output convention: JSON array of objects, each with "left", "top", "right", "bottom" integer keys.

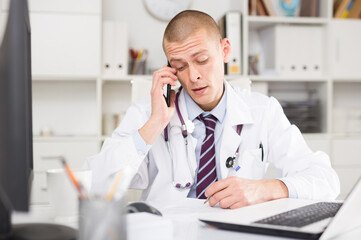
[
  {"left": 33, "top": 141, "right": 100, "bottom": 171},
  {"left": 30, "top": 171, "right": 49, "bottom": 204},
  {"left": 332, "top": 138, "right": 361, "bottom": 166}
]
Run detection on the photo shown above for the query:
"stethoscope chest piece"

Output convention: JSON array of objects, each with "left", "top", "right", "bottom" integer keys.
[{"left": 226, "top": 157, "right": 235, "bottom": 168}]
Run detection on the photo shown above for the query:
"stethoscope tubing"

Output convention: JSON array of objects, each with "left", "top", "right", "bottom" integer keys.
[{"left": 164, "top": 87, "right": 243, "bottom": 189}]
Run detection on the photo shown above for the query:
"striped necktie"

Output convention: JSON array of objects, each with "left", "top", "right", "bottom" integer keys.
[{"left": 196, "top": 114, "right": 218, "bottom": 199}]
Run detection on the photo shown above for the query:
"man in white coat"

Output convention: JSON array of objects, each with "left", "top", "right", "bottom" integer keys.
[{"left": 87, "top": 10, "right": 340, "bottom": 209}]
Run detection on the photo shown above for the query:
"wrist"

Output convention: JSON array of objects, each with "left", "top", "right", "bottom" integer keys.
[
  {"left": 265, "top": 179, "right": 289, "bottom": 201},
  {"left": 139, "top": 118, "right": 167, "bottom": 145}
]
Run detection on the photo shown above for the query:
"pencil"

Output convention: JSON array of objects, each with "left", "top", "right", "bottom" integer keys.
[
  {"left": 59, "top": 157, "right": 86, "bottom": 199},
  {"left": 203, "top": 195, "right": 213, "bottom": 205},
  {"left": 107, "top": 171, "right": 123, "bottom": 200}
]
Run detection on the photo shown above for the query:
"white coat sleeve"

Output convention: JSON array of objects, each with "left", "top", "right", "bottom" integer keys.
[
  {"left": 85, "top": 101, "right": 152, "bottom": 194},
  {"left": 266, "top": 97, "right": 340, "bottom": 200}
]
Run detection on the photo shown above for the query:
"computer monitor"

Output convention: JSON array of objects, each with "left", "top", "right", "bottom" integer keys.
[
  {"left": 0, "top": 0, "right": 33, "bottom": 234},
  {"left": 0, "top": 1, "right": 75, "bottom": 239}
]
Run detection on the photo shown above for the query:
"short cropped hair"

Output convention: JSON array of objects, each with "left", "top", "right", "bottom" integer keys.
[{"left": 162, "top": 10, "right": 222, "bottom": 52}]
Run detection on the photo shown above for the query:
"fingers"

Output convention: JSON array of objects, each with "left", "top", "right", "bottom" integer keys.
[
  {"left": 152, "top": 65, "right": 177, "bottom": 89},
  {"left": 207, "top": 186, "right": 233, "bottom": 207},
  {"left": 205, "top": 177, "right": 234, "bottom": 199},
  {"left": 205, "top": 177, "right": 251, "bottom": 209}
]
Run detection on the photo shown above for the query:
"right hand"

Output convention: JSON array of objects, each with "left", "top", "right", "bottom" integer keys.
[{"left": 139, "top": 65, "right": 178, "bottom": 145}]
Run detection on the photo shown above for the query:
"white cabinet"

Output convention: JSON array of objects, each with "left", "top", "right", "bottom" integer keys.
[
  {"left": 332, "top": 138, "right": 361, "bottom": 166},
  {"left": 2, "top": 0, "right": 101, "bottom": 13},
  {"left": 31, "top": 140, "right": 100, "bottom": 204},
  {"left": 331, "top": 20, "right": 361, "bottom": 79},
  {"left": 33, "top": 141, "right": 100, "bottom": 171},
  {"left": 32, "top": 81, "right": 98, "bottom": 137},
  {"left": 30, "top": 13, "right": 101, "bottom": 77}
]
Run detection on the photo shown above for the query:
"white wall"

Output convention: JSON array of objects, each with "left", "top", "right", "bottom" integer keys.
[{"left": 103, "top": 0, "right": 242, "bottom": 73}]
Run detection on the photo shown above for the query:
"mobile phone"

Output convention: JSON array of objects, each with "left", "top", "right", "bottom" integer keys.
[{"left": 166, "top": 62, "right": 172, "bottom": 107}]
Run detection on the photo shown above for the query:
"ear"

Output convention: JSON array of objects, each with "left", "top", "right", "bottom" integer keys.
[{"left": 221, "top": 38, "right": 231, "bottom": 63}]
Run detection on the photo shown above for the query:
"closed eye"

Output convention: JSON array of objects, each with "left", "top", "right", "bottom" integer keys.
[{"left": 176, "top": 66, "right": 185, "bottom": 71}]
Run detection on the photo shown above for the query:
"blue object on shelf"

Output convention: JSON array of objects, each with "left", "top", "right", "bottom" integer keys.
[{"left": 279, "top": 0, "right": 300, "bottom": 17}]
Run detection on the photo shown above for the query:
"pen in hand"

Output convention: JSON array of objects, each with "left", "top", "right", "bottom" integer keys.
[{"left": 203, "top": 195, "right": 213, "bottom": 205}]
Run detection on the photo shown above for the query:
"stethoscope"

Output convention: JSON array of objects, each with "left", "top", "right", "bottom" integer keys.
[{"left": 164, "top": 87, "right": 243, "bottom": 189}]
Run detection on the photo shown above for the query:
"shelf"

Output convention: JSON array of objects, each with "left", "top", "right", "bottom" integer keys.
[
  {"left": 101, "top": 75, "right": 153, "bottom": 82},
  {"left": 32, "top": 75, "right": 98, "bottom": 81},
  {"left": 249, "top": 75, "right": 330, "bottom": 82},
  {"left": 247, "top": 16, "right": 329, "bottom": 29},
  {"left": 331, "top": 133, "right": 361, "bottom": 139},
  {"left": 33, "top": 136, "right": 102, "bottom": 142},
  {"left": 333, "top": 77, "right": 361, "bottom": 83},
  {"left": 303, "top": 133, "right": 331, "bottom": 139}
]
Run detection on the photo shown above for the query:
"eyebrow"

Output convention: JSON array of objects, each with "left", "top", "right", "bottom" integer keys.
[{"left": 170, "top": 49, "right": 208, "bottom": 63}]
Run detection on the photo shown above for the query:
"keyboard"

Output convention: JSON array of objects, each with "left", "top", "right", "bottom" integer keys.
[{"left": 254, "top": 202, "right": 343, "bottom": 228}]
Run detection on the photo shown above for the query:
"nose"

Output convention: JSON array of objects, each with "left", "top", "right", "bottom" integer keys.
[{"left": 189, "top": 64, "right": 201, "bottom": 82}]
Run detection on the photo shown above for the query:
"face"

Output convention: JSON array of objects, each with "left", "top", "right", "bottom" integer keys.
[{"left": 165, "top": 29, "right": 231, "bottom": 111}]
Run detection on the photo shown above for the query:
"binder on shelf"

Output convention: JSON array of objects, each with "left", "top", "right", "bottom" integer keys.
[
  {"left": 300, "top": 0, "right": 319, "bottom": 17},
  {"left": 103, "top": 21, "right": 115, "bottom": 77},
  {"left": 341, "top": 0, "right": 354, "bottom": 18},
  {"left": 256, "top": 0, "right": 268, "bottom": 16},
  {"left": 347, "top": 0, "right": 361, "bottom": 18},
  {"left": 218, "top": 11, "right": 242, "bottom": 75},
  {"left": 102, "top": 21, "right": 128, "bottom": 78},
  {"left": 249, "top": 0, "right": 257, "bottom": 16},
  {"left": 334, "top": 0, "right": 352, "bottom": 18},
  {"left": 262, "top": 0, "right": 276, "bottom": 16},
  {"left": 114, "top": 22, "right": 128, "bottom": 77}
]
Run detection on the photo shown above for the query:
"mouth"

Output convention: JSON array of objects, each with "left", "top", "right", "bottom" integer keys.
[{"left": 192, "top": 86, "right": 208, "bottom": 95}]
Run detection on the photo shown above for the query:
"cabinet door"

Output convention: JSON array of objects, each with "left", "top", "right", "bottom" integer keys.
[
  {"left": 332, "top": 138, "right": 361, "bottom": 166},
  {"left": 331, "top": 20, "right": 361, "bottom": 78},
  {"left": 2, "top": 0, "right": 100, "bottom": 14},
  {"left": 31, "top": 172, "right": 48, "bottom": 204},
  {"left": 33, "top": 141, "right": 100, "bottom": 171},
  {"left": 30, "top": 13, "right": 101, "bottom": 77},
  {"left": 304, "top": 138, "right": 331, "bottom": 156},
  {"left": 334, "top": 167, "right": 361, "bottom": 200}
]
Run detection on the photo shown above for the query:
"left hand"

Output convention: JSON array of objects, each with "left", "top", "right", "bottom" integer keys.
[{"left": 205, "top": 176, "right": 289, "bottom": 209}]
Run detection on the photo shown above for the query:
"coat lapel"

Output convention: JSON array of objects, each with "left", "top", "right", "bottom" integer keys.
[{"left": 219, "top": 81, "right": 254, "bottom": 179}]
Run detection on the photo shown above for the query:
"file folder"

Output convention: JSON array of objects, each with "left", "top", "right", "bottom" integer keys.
[
  {"left": 102, "top": 21, "right": 128, "bottom": 77},
  {"left": 219, "top": 12, "right": 242, "bottom": 75}
]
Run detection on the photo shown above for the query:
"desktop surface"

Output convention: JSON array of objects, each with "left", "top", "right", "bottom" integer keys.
[{"left": 12, "top": 198, "right": 361, "bottom": 240}]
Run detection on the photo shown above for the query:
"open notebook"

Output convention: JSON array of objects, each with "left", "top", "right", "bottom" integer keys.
[{"left": 199, "top": 177, "right": 361, "bottom": 240}]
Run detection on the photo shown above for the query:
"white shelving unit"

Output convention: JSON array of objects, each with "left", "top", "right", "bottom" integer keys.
[
  {"left": 242, "top": 0, "right": 361, "bottom": 200},
  {"left": 1, "top": 0, "right": 360, "bottom": 203}
]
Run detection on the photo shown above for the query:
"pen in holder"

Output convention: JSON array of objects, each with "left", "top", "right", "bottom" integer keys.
[{"left": 129, "top": 48, "right": 148, "bottom": 75}]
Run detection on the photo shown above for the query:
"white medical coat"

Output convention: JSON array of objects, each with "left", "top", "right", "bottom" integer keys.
[{"left": 86, "top": 81, "right": 340, "bottom": 205}]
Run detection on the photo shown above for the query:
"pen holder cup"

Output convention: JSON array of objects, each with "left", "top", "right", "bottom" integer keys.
[{"left": 78, "top": 197, "right": 127, "bottom": 240}]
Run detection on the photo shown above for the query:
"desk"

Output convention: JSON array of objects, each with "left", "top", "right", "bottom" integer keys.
[{"left": 12, "top": 198, "right": 361, "bottom": 240}]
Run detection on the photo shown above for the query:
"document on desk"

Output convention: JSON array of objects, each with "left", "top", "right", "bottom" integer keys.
[{"left": 152, "top": 198, "right": 226, "bottom": 219}]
